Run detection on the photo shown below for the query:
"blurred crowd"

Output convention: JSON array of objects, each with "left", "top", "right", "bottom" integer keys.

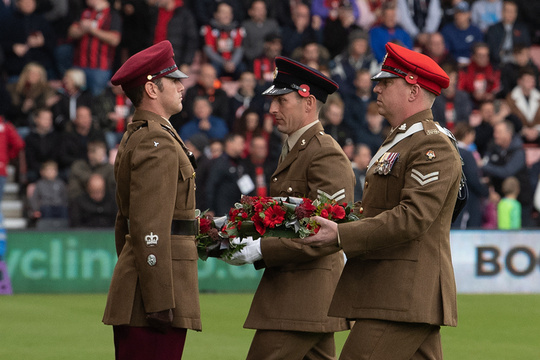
[{"left": 1, "top": 0, "right": 540, "bottom": 229}]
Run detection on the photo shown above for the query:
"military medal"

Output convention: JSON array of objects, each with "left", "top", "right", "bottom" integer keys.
[{"left": 375, "top": 152, "right": 399, "bottom": 175}]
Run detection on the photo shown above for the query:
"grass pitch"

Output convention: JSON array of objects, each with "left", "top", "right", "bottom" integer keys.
[{"left": 0, "top": 293, "right": 539, "bottom": 359}]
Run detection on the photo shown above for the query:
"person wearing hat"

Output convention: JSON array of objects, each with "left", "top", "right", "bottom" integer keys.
[
  {"left": 102, "top": 40, "right": 201, "bottom": 359},
  {"left": 222, "top": 56, "right": 355, "bottom": 359},
  {"left": 295, "top": 42, "right": 462, "bottom": 358}
]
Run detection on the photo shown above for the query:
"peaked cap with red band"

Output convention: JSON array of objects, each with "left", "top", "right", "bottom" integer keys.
[
  {"left": 371, "top": 42, "right": 450, "bottom": 96},
  {"left": 111, "top": 40, "right": 187, "bottom": 90},
  {"left": 262, "top": 56, "right": 338, "bottom": 103}
]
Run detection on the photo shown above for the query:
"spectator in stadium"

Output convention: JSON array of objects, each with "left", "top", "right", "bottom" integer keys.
[
  {"left": 440, "top": 1, "right": 483, "bottom": 67},
  {"left": 114, "top": 0, "right": 154, "bottom": 61},
  {"left": 356, "top": 100, "right": 387, "bottom": 156},
  {"left": 51, "top": 67, "right": 94, "bottom": 132},
  {"left": 28, "top": 160, "right": 69, "bottom": 223},
  {"left": 432, "top": 62, "right": 473, "bottom": 129},
  {"left": 0, "top": 114, "right": 24, "bottom": 227},
  {"left": 0, "top": 0, "right": 56, "bottom": 81},
  {"left": 291, "top": 40, "right": 331, "bottom": 70},
  {"left": 24, "top": 108, "right": 61, "bottom": 184},
  {"left": 485, "top": 0, "right": 530, "bottom": 68},
  {"left": 422, "top": 31, "right": 456, "bottom": 66},
  {"left": 70, "top": 173, "right": 116, "bottom": 228},
  {"left": 148, "top": 0, "right": 199, "bottom": 76},
  {"left": 513, "top": 0, "right": 540, "bottom": 45},
  {"left": 396, "top": 0, "right": 442, "bottom": 48},
  {"left": 280, "top": 2, "right": 323, "bottom": 57},
  {"left": 205, "top": 133, "right": 245, "bottom": 216},
  {"left": 322, "top": 94, "right": 354, "bottom": 147},
  {"left": 58, "top": 105, "right": 106, "bottom": 179},
  {"left": 330, "top": 29, "right": 376, "bottom": 98},
  {"left": 67, "top": 139, "right": 114, "bottom": 202},
  {"left": 193, "top": 0, "right": 245, "bottom": 27},
  {"left": 506, "top": 67, "right": 540, "bottom": 145},
  {"left": 229, "top": 71, "right": 267, "bottom": 128},
  {"left": 240, "top": 135, "right": 276, "bottom": 197},
  {"left": 5, "top": 62, "right": 59, "bottom": 138},
  {"left": 497, "top": 176, "right": 521, "bottom": 229},
  {"left": 91, "top": 82, "right": 134, "bottom": 149},
  {"left": 499, "top": 44, "right": 540, "bottom": 99},
  {"left": 241, "top": 0, "right": 280, "bottom": 64},
  {"left": 458, "top": 42, "right": 501, "bottom": 107},
  {"left": 473, "top": 99, "right": 521, "bottom": 157},
  {"left": 452, "top": 122, "right": 490, "bottom": 229},
  {"left": 68, "top": 0, "right": 122, "bottom": 96},
  {"left": 482, "top": 120, "right": 534, "bottom": 227},
  {"left": 251, "top": 33, "right": 282, "bottom": 87},
  {"left": 322, "top": 1, "right": 361, "bottom": 59},
  {"left": 352, "top": 143, "right": 371, "bottom": 201},
  {"left": 369, "top": 1, "right": 413, "bottom": 63},
  {"left": 184, "top": 133, "right": 211, "bottom": 211},
  {"left": 343, "top": 68, "right": 376, "bottom": 142},
  {"left": 311, "top": 0, "right": 360, "bottom": 28},
  {"left": 233, "top": 108, "right": 264, "bottom": 158},
  {"left": 200, "top": 1, "right": 246, "bottom": 79},
  {"left": 179, "top": 97, "right": 229, "bottom": 141},
  {"left": 470, "top": 0, "right": 502, "bottom": 33},
  {"left": 180, "top": 63, "right": 230, "bottom": 125}
]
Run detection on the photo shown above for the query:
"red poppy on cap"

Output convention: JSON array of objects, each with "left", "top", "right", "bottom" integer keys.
[
  {"left": 262, "top": 56, "right": 338, "bottom": 103},
  {"left": 111, "top": 40, "right": 187, "bottom": 90},
  {"left": 371, "top": 42, "right": 450, "bottom": 95}
]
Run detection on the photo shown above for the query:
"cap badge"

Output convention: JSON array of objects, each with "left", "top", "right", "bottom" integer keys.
[
  {"left": 147, "top": 75, "right": 153, "bottom": 81},
  {"left": 382, "top": 53, "right": 388, "bottom": 65},
  {"left": 426, "top": 150, "right": 436, "bottom": 160},
  {"left": 298, "top": 84, "right": 310, "bottom": 97},
  {"left": 145, "top": 232, "right": 159, "bottom": 247},
  {"left": 405, "top": 73, "right": 418, "bottom": 85},
  {"left": 273, "top": 67, "right": 278, "bottom": 80}
]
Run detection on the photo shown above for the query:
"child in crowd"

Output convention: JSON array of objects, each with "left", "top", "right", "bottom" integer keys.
[
  {"left": 28, "top": 160, "right": 69, "bottom": 221},
  {"left": 497, "top": 176, "right": 521, "bottom": 229}
]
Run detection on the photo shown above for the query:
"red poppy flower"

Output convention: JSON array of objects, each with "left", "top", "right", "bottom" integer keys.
[
  {"left": 320, "top": 209, "right": 329, "bottom": 219},
  {"left": 251, "top": 213, "right": 266, "bottom": 236},
  {"left": 329, "top": 204, "right": 346, "bottom": 220},
  {"left": 199, "top": 217, "right": 212, "bottom": 234},
  {"left": 263, "top": 204, "right": 286, "bottom": 228}
]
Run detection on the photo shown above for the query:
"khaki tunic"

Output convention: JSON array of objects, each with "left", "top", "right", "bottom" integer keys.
[
  {"left": 103, "top": 110, "right": 201, "bottom": 331},
  {"left": 244, "top": 122, "right": 356, "bottom": 333},
  {"left": 330, "top": 109, "right": 460, "bottom": 327}
]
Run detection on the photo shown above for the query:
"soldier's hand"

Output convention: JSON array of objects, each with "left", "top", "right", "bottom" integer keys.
[
  {"left": 146, "top": 309, "right": 173, "bottom": 333},
  {"left": 292, "top": 216, "right": 339, "bottom": 248}
]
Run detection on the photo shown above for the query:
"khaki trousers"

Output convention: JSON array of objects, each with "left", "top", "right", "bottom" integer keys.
[
  {"left": 339, "top": 319, "right": 442, "bottom": 360},
  {"left": 246, "top": 329, "right": 337, "bottom": 360}
]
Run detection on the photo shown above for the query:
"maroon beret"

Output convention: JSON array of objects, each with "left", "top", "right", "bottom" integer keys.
[
  {"left": 371, "top": 42, "right": 450, "bottom": 96},
  {"left": 262, "top": 56, "right": 338, "bottom": 103},
  {"left": 111, "top": 40, "right": 187, "bottom": 90}
]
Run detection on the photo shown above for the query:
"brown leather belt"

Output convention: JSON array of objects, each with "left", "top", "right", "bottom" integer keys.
[{"left": 171, "top": 219, "right": 199, "bottom": 236}]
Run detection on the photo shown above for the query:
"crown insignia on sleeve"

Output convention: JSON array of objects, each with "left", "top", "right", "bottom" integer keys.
[{"left": 145, "top": 232, "right": 159, "bottom": 247}]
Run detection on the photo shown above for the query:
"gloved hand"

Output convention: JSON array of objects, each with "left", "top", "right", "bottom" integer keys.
[
  {"left": 221, "top": 237, "right": 262, "bottom": 265},
  {"left": 146, "top": 308, "right": 173, "bottom": 333}
]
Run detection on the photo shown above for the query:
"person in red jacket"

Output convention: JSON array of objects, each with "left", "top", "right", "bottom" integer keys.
[
  {"left": 0, "top": 115, "right": 25, "bottom": 226},
  {"left": 458, "top": 42, "right": 501, "bottom": 107}
]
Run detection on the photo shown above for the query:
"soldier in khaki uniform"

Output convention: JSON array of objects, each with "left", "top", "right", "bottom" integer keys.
[
  {"left": 102, "top": 41, "right": 201, "bottom": 359},
  {"left": 298, "top": 43, "right": 462, "bottom": 359},
  {"left": 223, "top": 57, "right": 356, "bottom": 360}
]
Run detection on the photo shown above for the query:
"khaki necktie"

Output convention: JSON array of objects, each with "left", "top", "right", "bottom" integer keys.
[{"left": 280, "top": 141, "right": 289, "bottom": 162}]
